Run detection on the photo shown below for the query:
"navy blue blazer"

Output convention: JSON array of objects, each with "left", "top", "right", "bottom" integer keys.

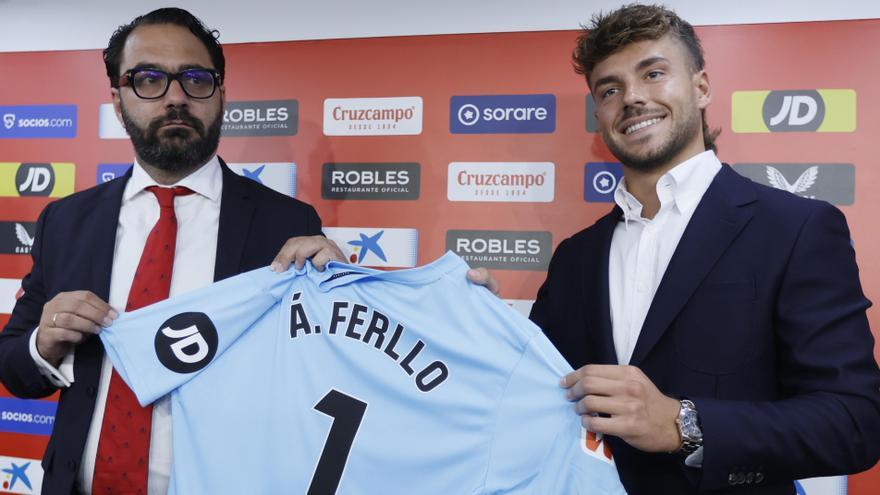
[
  {"left": 0, "top": 159, "right": 323, "bottom": 494},
  {"left": 531, "top": 164, "right": 880, "bottom": 494}
]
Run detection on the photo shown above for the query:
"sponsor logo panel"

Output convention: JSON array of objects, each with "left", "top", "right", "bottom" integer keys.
[
  {"left": 581, "top": 428, "right": 614, "bottom": 464},
  {"left": 584, "top": 162, "right": 624, "bottom": 203},
  {"left": 1, "top": 278, "right": 22, "bottom": 313},
  {"left": 0, "top": 222, "right": 36, "bottom": 255},
  {"left": 98, "top": 103, "right": 128, "bottom": 139},
  {"left": 450, "top": 94, "right": 555, "bottom": 134},
  {"left": 503, "top": 299, "right": 535, "bottom": 318},
  {"left": 322, "top": 163, "right": 420, "bottom": 200},
  {"left": 0, "top": 454, "right": 43, "bottom": 494},
  {"left": 0, "top": 397, "right": 57, "bottom": 437},
  {"left": 794, "top": 476, "right": 847, "bottom": 495},
  {"left": 733, "top": 163, "right": 854, "bottom": 205},
  {"left": 0, "top": 104, "right": 77, "bottom": 139},
  {"left": 448, "top": 162, "right": 554, "bottom": 203},
  {"left": 222, "top": 100, "right": 298, "bottom": 137},
  {"left": 0, "top": 163, "right": 75, "bottom": 198},
  {"left": 446, "top": 230, "right": 551, "bottom": 271},
  {"left": 96, "top": 163, "right": 133, "bottom": 184},
  {"left": 322, "top": 227, "right": 418, "bottom": 268},
  {"left": 227, "top": 163, "right": 297, "bottom": 197},
  {"left": 323, "top": 97, "right": 422, "bottom": 136},
  {"left": 585, "top": 94, "right": 598, "bottom": 132},
  {"left": 731, "top": 89, "right": 855, "bottom": 133}
]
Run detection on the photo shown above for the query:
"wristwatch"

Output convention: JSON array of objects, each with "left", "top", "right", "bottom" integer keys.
[{"left": 674, "top": 399, "right": 703, "bottom": 456}]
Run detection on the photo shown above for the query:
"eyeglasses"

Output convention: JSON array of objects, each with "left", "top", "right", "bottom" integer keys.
[{"left": 118, "top": 68, "right": 222, "bottom": 99}]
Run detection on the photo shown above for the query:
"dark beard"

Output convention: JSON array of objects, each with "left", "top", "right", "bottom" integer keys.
[
  {"left": 603, "top": 108, "right": 702, "bottom": 173},
  {"left": 122, "top": 105, "right": 222, "bottom": 174}
]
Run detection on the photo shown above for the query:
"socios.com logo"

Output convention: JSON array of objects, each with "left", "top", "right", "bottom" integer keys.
[
  {"left": 450, "top": 94, "right": 556, "bottom": 134},
  {"left": 0, "top": 104, "right": 77, "bottom": 139},
  {"left": 154, "top": 312, "right": 219, "bottom": 373},
  {"left": 0, "top": 163, "right": 75, "bottom": 197},
  {"left": 0, "top": 397, "right": 57, "bottom": 437},
  {"left": 732, "top": 89, "right": 855, "bottom": 133}
]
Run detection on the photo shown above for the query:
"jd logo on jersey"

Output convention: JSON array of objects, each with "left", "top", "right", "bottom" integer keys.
[
  {"left": 731, "top": 89, "right": 856, "bottom": 133},
  {"left": 155, "top": 312, "right": 219, "bottom": 373},
  {"left": 0, "top": 163, "right": 75, "bottom": 197}
]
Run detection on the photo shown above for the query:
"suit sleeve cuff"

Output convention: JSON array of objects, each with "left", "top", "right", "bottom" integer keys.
[{"left": 28, "top": 328, "right": 74, "bottom": 387}]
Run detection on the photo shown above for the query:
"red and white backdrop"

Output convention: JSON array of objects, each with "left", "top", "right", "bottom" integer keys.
[{"left": 1, "top": 19, "right": 878, "bottom": 495}]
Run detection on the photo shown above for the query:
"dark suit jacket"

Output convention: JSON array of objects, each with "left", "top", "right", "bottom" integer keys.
[
  {"left": 530, "top": 164, "right": 880, "bottom": 494},
  {"left": 0, "top": 159, "right": 323, "bottom": 494}
]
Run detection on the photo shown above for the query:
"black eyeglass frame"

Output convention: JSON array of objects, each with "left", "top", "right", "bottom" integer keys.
[{"left": 118, "top": 68, "right": 223, "bottom": 100}]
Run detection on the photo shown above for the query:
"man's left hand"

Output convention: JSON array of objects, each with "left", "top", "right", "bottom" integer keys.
[
  {"left": 562, "top": 364, "right": 681, "bottom": 453},
  {"left": 271, "top": 236, "right": 345, "bottom": 272}
]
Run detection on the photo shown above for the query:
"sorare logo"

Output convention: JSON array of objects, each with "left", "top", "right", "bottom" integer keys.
[
  {"left": 733, "top": 163, "right": 855, "bottom": 205},
  {"left": 228, "top": 162, "right": 297, "bottom": 197},
  {"left": 448, "top": 162, "right": 554, "bottom": 203},
  {"left": 0, "top": 222, "right": 36, "bottom": 255},
  {"left": 732, "top": 89, "right": 855, "bottom": 133},
  {"left": 0, "top": 104, "right": 77, "bottom": 139},
  {"left": 324, "top": 97, "right": 423, "bottom": 136},
  {"left": 446, "top": 230, "right": 551, "bottom": 271},
  {"left": 322, "top": 227, "right": 419, "bottom": 268},
  {"left": 584, "top": 163, "right": 624, "bottom": 203},
  {"left": 322, "top": 163, "right": 420, "bottom": 200},
  {"left": 450, "top": 94, "right": 555, "bottom": 134},
  {"left": 223, "top": 100, "right": 298, "bottom": 137},
  {"left": 0, "top": 163, "right": 76, "bottom": 197},
  {"left": 96, "top": 163, "right": 133, "bottom": 184},
  {"left": 0, "top": 454, "right": 44, "bottom": 494},
  {"left": 0, "top": 397, "right": 57, "bottom": 436}
]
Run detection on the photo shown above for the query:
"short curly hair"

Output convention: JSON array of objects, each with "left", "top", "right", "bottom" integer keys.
[{"left": 574, "top": 4, "right": 718, "bottom": 152}]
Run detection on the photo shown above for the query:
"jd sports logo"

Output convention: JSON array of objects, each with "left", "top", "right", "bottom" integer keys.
[
  {"left": 0, "top": 222, "right": 36, "bottom": 255},
  {"left": 732, "top": 163, "right": 855, "bottom": 205},
  {"left": 154, "top": 312, "right": 219, "bottom": 373},
  {"left": 0, "top": 163, "right": 75, "bottom": 197},
  {"left": 731, "top": 89, "right": 856, "bottom": 133}
]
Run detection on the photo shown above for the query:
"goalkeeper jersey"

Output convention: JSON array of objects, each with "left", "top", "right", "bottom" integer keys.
[{"left": 100, "top": 252, "right": 626, "bottom": 495}]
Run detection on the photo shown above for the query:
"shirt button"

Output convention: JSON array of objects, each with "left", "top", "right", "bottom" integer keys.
[
  {"left": 67, "top": 459, "right": 77, "bottom": 472},
  {"left": 87, "top": 386, "right": 98, "bottom": 398}
]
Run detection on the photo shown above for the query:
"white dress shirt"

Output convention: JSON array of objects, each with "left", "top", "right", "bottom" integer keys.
[{"left": 29, "top": 156, "right": 222, "bottom": 494}]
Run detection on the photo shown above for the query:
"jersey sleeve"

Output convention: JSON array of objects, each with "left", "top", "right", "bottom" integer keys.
[
  {"left": 481, "top": 322, "right": 627, "bottom": 494},
  {"left": 99, "top": 266, "right": 298, "bottom": 406}
]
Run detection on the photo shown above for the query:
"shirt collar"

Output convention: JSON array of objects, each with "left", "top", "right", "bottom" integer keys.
[
  {"left": 123, "top": 155, "right": 223, "bottom": 203},
  {"left": 613, "top": 150, "right": 722, "bottom": 226}
]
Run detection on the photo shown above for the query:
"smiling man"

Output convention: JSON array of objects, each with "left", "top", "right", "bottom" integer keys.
[
  {"left": 0, "top": 8, "right": 345, "bottom": 494},
  {"left": 529, "top": 4, "right": 880, "bottom": 494}
]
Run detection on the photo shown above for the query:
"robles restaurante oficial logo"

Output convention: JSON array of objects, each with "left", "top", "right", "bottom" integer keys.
[
  {"left": 322, "top": 163, "right": 420, "bottom": 200},
  {"left": 447, "top": 230, "right": 551, "bottom": 271}
]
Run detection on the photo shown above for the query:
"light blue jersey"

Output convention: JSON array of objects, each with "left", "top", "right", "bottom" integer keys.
[{"left": 100, "top": 252, "right": 626, "bottom": 494}]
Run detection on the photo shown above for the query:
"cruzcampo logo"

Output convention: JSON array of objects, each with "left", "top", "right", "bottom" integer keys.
[
  {"left": 731, "top": 89, "right": 856, "bottom": 133},
  {"left": 0, "top": 163, "right": 75, "bottom": 197}
]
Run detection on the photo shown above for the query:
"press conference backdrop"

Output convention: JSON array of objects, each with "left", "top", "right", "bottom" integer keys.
[{"left": 1, "top": 20, "right": 878, "bottom": 495}]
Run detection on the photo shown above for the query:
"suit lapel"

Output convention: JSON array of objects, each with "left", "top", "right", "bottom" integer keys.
[
  {"left": 628, "top": 165, "right": 757, "bottom": 367},
  {"left": 88, "top": 171, "right": 130, "bottom": 300},
  {"left": 214, "top": 158, "right": 256, "bottom": 282},
  {"left": 588, "top": 208, "right": 622, "bottom": 365}
]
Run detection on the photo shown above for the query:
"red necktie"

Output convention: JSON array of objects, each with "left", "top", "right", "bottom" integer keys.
[{"left": 93, "top": 186, "right": 193, "bottom": 494}]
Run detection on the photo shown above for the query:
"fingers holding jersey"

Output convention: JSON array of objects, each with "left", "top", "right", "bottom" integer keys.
[
  {"left": 271, "top": 235, "right": 346, "bottom": 272},
  {"left": 467, "top": 268, "right": 501, "bottom": 296},
  {"left": 37, "top": 291, "right": 117, "bottom": 366}
]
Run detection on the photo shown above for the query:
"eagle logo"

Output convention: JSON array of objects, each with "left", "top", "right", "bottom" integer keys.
[
  {"left": 15, "top": 223, "right": 34, "bottom": 254},
  {"left": 765, "top": 166, "right": 818, "bottom": 197}
]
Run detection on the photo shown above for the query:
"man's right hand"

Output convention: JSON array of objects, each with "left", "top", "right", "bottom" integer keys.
[{"left": 36, "top": 291, "right": 117, "bottom": 367}]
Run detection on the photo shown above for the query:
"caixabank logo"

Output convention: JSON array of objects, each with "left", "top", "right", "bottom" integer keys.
[
  {"left": 96, "top": 163, "right": 133, "bottom": 184},
  {"left": 447, "top": 230, "right": 551, "bottom": 271},
  {"left": 0, "top": 222, "right": 36, "bottom": 255},
  {"left": 733, "top": 163, "right": 855, "bottom": 205},
  {"left": 448, "top": 162, "right": 554, "bottom": 203},
  {"left": 228, "top": 162, "right": 297, "bottom": 197},
  {"left": 731, "top": 89, "right": 856, "bottom": 132},
  {"left": 223, "top": 100, "right": 298, "bottom": 136},
  {"left": 450, "top": 94, "right": 555, "bottom": 134},
  {"left": 0, "top": 163, "right": 75, "bottom": 197},
  {"left": 584, "top": 163, "right": 624, "bottom": 203},
  {"left": 323, "top": 227, "right": 418, "bottom": 268},
  {"left": 322, "top": 163, "right": 420, "bottom": 200},
  {"left": 324, "top": 97, "right": 422, "bottom": 136},
  {"left": 0, "top": 455, "right": 43, "bottom": 494},
  {"left": 0, "top": 104, "right": 77, "bottom": 139}
]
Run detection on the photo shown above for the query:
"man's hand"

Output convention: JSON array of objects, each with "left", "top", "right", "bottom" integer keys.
[
  {"left": 562, "top": 364, "right": 681, "bottom": 453},
  {"left": 271, "top": 236, "right": 346, "bottom": 272},
  {"left": 466, "top": 268, "right": 500, "bottom": 296},
  {"left": 37, "top": 291, "right": 117, "bottom": 367}
]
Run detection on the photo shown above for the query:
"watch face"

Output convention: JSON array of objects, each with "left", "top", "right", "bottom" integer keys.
[{"left": 681, "top": 413, "right": 702, "bottom": 439}]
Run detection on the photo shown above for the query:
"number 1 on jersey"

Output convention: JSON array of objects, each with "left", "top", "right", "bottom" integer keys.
[{"left": 308, "top": 389, "right": 368, "bottom": 495}]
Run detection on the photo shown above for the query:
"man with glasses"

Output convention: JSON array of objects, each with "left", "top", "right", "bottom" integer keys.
[{"left": 0, "top": 8, "right": 348, "bottom": 494}]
